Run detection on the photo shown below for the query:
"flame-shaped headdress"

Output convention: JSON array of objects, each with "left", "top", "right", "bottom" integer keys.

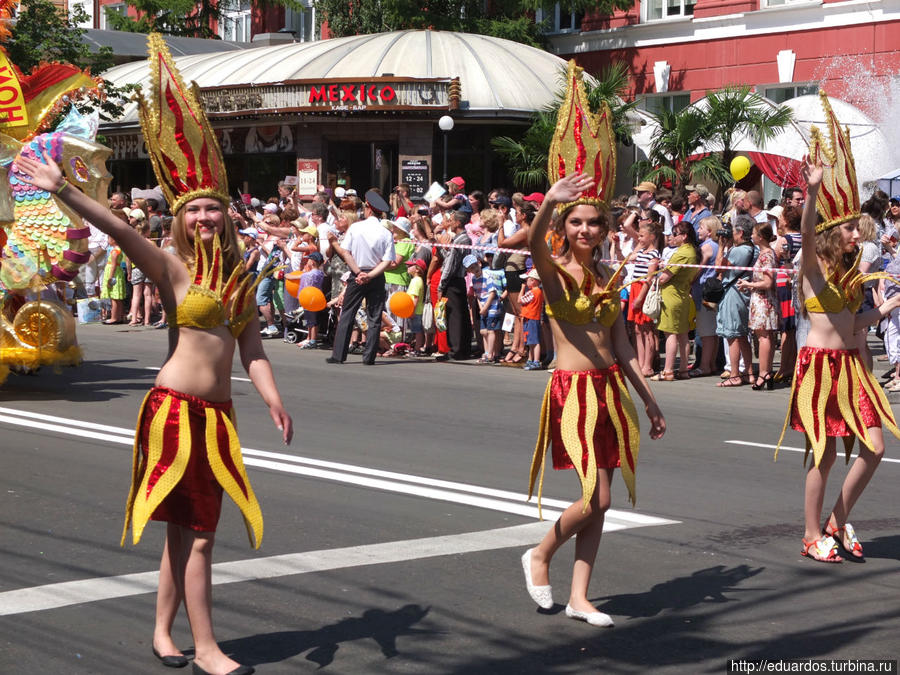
[
  {"left": 809, "top": 91, "right": 860, "bottom": 234},
  {"left": 136, "top": 34, "right": 229, "bottom": 215},
  {"left": 547, "top": 60, "right": 616, "bottom": 213}
]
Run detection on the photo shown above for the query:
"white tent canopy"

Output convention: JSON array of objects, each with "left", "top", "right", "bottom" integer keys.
[{"left": 876, "top": 168, "right": 900, "bottom": 199}]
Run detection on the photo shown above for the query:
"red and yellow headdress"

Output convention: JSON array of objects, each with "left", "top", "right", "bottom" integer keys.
[
  {"left": 136, "top": 34, "right": 229, "bottom": 215},
  {"left": 547, "top": 60, "right": 616, "bottom": 213},
  {"left": 809, "top": 91, "right": 860, "bottom": 234}
]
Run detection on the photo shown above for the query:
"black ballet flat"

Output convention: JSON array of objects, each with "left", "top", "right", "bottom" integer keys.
[
  {"left": 153, "top": 646, "right": 189, "bottom": 668},
  {"left": 191, "top": 663, "right": 254, "bottom": 675}
]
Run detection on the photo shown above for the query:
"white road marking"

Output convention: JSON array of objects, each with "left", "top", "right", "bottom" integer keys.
[
  {"left": 0, "top": 518, "right": 677, "bottom": 617},
  {"left": 143, "top": 366, "right": 252, "bottom": 382},
  {"left": 726, "top": 439, "right": 900, "bottom": 464},
  {"left": 0, "top": 407, "right": 674, "bottom": 524}
]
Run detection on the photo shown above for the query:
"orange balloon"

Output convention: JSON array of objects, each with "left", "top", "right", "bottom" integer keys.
[
  {"left": 284, "top": 271, "right": 303, "bottom": 299},
  {"left": 389, "top": 291, "right": 415, "bottom": 319},
  {"left": 298, "top": 285, "right": 327, "bottom": 312}
]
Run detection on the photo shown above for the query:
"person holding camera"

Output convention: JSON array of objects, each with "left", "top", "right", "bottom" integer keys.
[{"left": 715, "top": 215, "right": 756, "bottom": 387}]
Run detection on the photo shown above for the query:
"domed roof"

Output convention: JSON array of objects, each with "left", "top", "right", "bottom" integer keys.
[{"left": 101, "top": 30, "right": 572, "bottom": 125}]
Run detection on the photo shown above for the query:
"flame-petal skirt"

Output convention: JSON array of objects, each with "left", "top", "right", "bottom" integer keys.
[
  {"left": 777, "top": 347, "right": 900, "bottom": 467},
  {"left": 528, "top": 366, "right": 640, "bottom": 518},
  {"left": 121, "top": 386, "right": 263, "bottom": 548}
]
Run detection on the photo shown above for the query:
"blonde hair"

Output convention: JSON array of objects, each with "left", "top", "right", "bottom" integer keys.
[
  {"left": 172, "top": 199, "right": 240, "bottom": 276},
  {"left": 480, "top": 208, "right": 501, "bottom": 233},
  {"left": 857, "top": 214, "right": 877, "bottom": 243},
  {"left": 698, "top": 215, "right": 720, "bottom": 238}
]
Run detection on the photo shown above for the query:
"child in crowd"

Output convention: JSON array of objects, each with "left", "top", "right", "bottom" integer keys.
[
  {"left": 405, "top": 258, "right": 427, "bottom": 354},
  {"left": 880, "top": 253, "right": 900, "bottom": 391},
  {"left": 298, "top": 251, "right": 325, "bottom": 349},
  {"left": 127, "top": 222, "right": 154, "bottom": 326},
  {"left": 519, "top": 268, "right": 544, "bottom": 370},
  {"left": 466, "top": 255, "right": 506, "bottom": 363},
  {"left": 101, "top": 236, "right": 126, "bottom": 324}
]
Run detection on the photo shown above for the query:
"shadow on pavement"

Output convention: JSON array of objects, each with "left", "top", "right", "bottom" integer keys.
[
  {"left": 0, "top": 359, "right": 154, "bottom": 402},
  {"left": 219, "top": 604, "right": 434, "bottom": 668}
]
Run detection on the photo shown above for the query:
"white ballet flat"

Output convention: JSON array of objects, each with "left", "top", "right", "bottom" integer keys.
[
  {"left": 565, "top": 604, "right": 614, "bottom": 627},
  {"left": 521, "top": 548, "right": 553, "bottom": 609}
]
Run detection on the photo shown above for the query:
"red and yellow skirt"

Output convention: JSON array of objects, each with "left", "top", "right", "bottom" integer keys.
[
  {"left": 528, "top": 365, "right": 639, "bottom": 518},
  {"left": 777, "top": 347, "right": 900, "bottom": 467},
  {"left": 121, "top": 387, "right": 263, "bottom": 549}
]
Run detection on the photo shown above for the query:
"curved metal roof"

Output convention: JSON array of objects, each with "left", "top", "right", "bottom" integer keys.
[{"left": 101, "top": 30, "right": 572, "bottom": 125}]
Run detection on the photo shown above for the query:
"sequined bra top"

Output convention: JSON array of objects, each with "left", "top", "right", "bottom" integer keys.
[
  {"left": 173, "top": 234, "right": 272, "bottom": 337},
  {"left": 544, "top": 260, "right": 625, "bottom": 327},
  {"left": 804, "top": 251, "right": 887, "bottom": 315}
]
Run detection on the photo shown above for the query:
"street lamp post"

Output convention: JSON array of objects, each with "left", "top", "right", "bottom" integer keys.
[{"left": 438, "top": 115, "right": 454, "bottom": 183}]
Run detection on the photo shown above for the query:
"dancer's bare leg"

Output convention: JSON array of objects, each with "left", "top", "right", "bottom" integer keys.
[
  {"left": 804, "top": 438, "right": 836, "bottom": 542},
  {"left": 153, "top": 524, "right": 186, "bottom": 658},
  {"left": 181, "top": 530, "right": 242, "bottom": 675},
  {"left": 529, "top": 468, "right": 613, "bottom": 613},
  {"left": 828, "top": 426, "right": 884, "bottom": 532}
]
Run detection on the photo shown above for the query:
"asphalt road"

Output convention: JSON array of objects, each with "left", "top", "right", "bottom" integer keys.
[{"left": 1, "top": 324, "right": 899, "bottom": 674}]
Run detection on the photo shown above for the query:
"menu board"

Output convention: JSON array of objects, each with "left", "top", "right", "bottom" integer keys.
[{"left": 400, "top": 159, "right": 429, "bottom": 201}]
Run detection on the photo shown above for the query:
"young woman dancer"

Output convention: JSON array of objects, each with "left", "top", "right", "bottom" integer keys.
[
  {"left": 778, "top": 96, "right": 900, "bottom": 563},
  {"left": 16, "top": 35, "right": 292, "bottom": 674},
  {"left": 522, "top": 171, "right": 665, "bottom": 626}
]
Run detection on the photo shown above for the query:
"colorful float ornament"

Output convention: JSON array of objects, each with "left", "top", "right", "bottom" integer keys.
[
  {"left": 809, "top": 91, "right": 860, "bottom": 234},
  {"left": 547, "top": 60, "right": 616, "bottom": 214}
]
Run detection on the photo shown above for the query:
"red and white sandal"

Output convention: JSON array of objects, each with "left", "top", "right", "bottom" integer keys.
[
  {"left": 824, "top": 521, "right": 864, "bottom": 559},
  {"left": 801, "top": 535, "right": 843, "bottom": 563}
]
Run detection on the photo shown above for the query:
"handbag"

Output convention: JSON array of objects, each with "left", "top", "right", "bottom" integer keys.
[
  {"left": 642, "top": 277, "right": 662, "bottom": 322},
  {"left": 434, "top": 298, "right": 447, "bottom": 332},
  {"left": 422, "top": 301, "right": 434, "bottom": 332},
  {"left": 701, "top": 277, "right": 725, "bottom": 304}
]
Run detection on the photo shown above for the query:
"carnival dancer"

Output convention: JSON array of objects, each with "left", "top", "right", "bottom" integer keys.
[
  {"left": 777, "top": 92, "right": 900, "bottom": 564},
  {"left": 16, "top": 34, "right": 292, "bottom": 674},
  {"left": 522, "top": 61, "right": 665, "bottom": 627}
]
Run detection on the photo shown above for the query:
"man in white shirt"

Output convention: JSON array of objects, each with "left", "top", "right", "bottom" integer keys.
[
  {"left": 326, "top": 189, "right": 396, "bottom": 365},
  {"left": 634, "top": 181, "right": 674, "bottom": 235}
]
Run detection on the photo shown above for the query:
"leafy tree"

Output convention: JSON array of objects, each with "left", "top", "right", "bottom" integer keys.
[
  {"left": 630, "top": 106, "right": 728, "bottom": 196},
  {"left": 106, "top": 0, "right": 306, "bottom": 38},
  {"left": 2, "top": 0, "right": 134, "bottom": 121},
  {"left": 702, "top": 85, "right": 794, "bottom": 179},
  {"left": 491, "top": 62, "right": 639, "bottom": 191},
  {"left": 314, "top": 0, "right": 633, "bottom": 47},
  {"left": 631, "top": 86, "right": 794, "bottom": 197}
]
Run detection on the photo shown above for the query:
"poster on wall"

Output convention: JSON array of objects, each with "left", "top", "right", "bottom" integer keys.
[
  {"left": 296, "top": 160, "right": 319, "bottom": 197},
  {"left": 400, "top": 159, "right": 429, "bottom": 201}
]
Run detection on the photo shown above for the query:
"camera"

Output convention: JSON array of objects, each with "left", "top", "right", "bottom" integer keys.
[{"left": 718, "top": 223, "right": 733, "bottom": 239}]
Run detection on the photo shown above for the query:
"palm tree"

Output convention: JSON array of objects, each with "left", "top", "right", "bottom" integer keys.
[
  {"left": 491, "top": 62, "right": 638, "bottom": 191},
  {"left": 630, "top": 105, "right": 730, "bottom": 196},
  {"left": 702, "top": 85, "right": 794, "bottom": 175}
]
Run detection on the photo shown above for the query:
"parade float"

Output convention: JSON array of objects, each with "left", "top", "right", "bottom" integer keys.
[{"left": 0, "top": 2, "right": 112, "bottom": 384}]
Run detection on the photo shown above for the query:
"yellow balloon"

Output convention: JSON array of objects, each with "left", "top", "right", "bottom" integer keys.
[{"left": 730, "top": 156, "right": 751, "bottom": 181}]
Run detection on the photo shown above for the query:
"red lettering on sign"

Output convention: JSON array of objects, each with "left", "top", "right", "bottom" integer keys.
[
  {"left": 380, "top": 86, "right": 396, "bottom": 102},
  {"left": 309, "top": 85, "right": 326, "bottom": 103},
  {"left": 368, "top": 85, "right": 377, "bottom": 102},
  {"left": 0, "top": 106, "right": 26, "bottom": 123},
  {"left": 328, "top": 84, "right": 338, "bottom": 102},
  {"left": 358, "top": 84, "right": 366, "bottom": 102},
  {"left": 0, "top": 66, "right": 14, "bottom": 86},
  {"left": 0, "top": 86, "right": 20, "bottom": 105},
  {"left": 341, "top": 84, "right": 356, "bottom": 102}
]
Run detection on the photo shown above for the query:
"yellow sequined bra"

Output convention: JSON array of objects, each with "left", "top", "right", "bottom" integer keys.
[
  {"left": 545, "top": 260, "right": 626, "bottom": 327},
  {"left": 173, "top": 234, "right": 274, "bottom": 337},
  {"left": 804, "top": 252, "right": 890, "bottom": 315}
]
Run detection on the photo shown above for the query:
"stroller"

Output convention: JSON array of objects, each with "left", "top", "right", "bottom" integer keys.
[{"left": 282, "top": 308, "right": 308, "bottom": 344}]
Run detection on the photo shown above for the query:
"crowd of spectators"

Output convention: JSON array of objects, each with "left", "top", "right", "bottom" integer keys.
[{"left": 73, "top": 177, "right": 900, "bottom": 387}]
